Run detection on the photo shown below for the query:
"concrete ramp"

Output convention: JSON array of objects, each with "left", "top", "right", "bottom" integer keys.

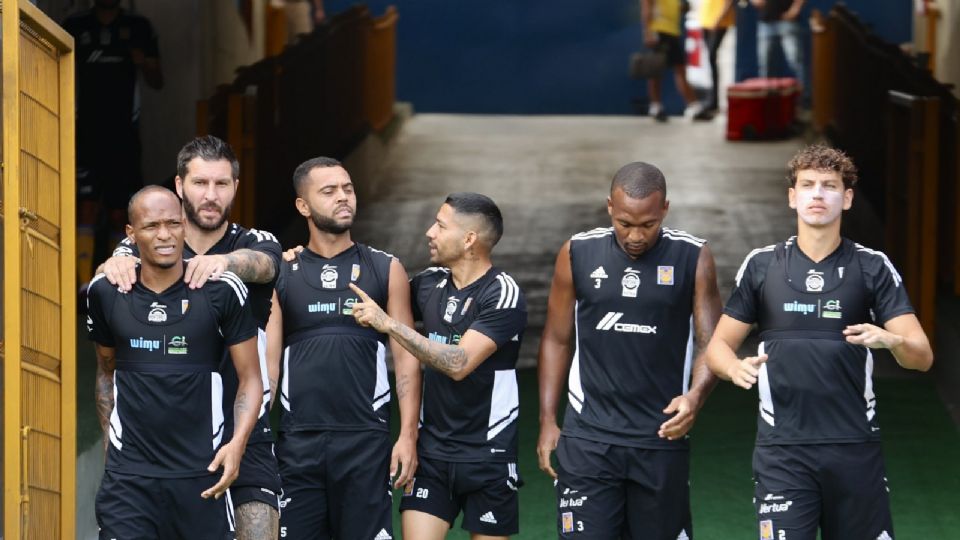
[{"left": 351, "top": 114, "right": 803, "bottom": 366}]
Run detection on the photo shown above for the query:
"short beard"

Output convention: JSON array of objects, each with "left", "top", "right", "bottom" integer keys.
[
  {"left": 310, "top": 209, "right": 352, "bottom": 234},
  {"left": 184, "top": 196, "right": 231, "bottom": 232}
]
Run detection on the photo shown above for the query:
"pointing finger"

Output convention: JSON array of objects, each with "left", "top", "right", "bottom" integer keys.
[{"left": 349, "top": 283, "right": 372, "bottom": 301}]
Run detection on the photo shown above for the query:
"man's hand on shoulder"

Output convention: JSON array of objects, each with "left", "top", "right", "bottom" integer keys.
[
  {"left": 184, "top": 254, "right": 230, "bottom": 289},
  {"left": 102, "top": 255, "right": 140, "bottom": 292}
]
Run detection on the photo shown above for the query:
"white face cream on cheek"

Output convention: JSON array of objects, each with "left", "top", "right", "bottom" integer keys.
[{"left": 796, "top": 186, "right": 844, "bottom": 225}]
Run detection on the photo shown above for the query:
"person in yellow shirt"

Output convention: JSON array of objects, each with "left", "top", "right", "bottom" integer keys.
[
  {"left": 640, "top": 0, "right": 704, "bottom": 122},
  {"left": 699, "top": 0, "right": 736, "bottom": 117}
]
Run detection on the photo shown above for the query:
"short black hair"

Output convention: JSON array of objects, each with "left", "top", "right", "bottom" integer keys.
[
  {"left": 293, "top": 156, "right": 344, "bottom": 195},
  {"left": 444, "top": 192, "right": 504, "bottom": 247},
  {"left": 610, "top": 162, "right": 667, "bottom": 200},
  {"left": 176, "top": 135, "right": 239, "bottom": 179},
  {"left": 127, "top": 185, "right": 179, "bottom": 224}
]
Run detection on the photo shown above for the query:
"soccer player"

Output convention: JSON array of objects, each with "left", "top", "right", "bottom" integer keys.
[
  {"left": 63, "top": 0, "right": 164, "bottom": 283},
  {"left": 537, "top": 162, "right": 721, "bottom": 539},
  {"left": 98, "top": 136, "right": 282, "bottom": 539},
  {"left": 350, "top": 192, "right": 528, "bottom": 540},
  {"left": 705, "top": 144, "right": 933, "bottom": 539},
  {"left": 265, "top": 157, "right": 421, "bottom": 540},
  {"left": 87, "top": 186, "right": 261, "bottom": 539}
]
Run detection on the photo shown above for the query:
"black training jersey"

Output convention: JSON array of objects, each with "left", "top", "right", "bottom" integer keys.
[
  {"left": 62, "top": 8, "right": 159, "bottom": 165},
  {"left": 275, "top": 243, "right": 394, "bottom": 432},
  {"left": 725, "top": 237, "right": 915, "bottom": 445},
  {"left": 114, "top": 224, "right": 281, "bottom": 444},
  {"left": 412, "top": 266, "right": 527, "bottom": 462},
  {"left": 86, "top": 267, "right": 257, "bottom": 477},
  {"left": 562, "top": 227, "right": 703, "bottom": 450}
]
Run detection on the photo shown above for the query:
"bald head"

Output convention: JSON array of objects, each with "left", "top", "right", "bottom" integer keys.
[
  {"left": 128, "top": 185, "right": 181, "bottom": 226},
  {"left": 610, "top": 162, "right": 667, "bottom": 201}
]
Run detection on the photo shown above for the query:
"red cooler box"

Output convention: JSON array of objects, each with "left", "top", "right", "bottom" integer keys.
[{"left": 726, "top": 77, "right": 798, "bottom": 140}]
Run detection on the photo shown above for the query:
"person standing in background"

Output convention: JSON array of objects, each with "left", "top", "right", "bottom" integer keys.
[
  {"left": 64, "top": 0, "right": 164, "bottom": 287},
  {"left": 751, "top": 0, "right": 808, "bottom": 105},
  {"left": 641, "top": 0, "right": 706, "bottom": 122},
  {"left": 698, "top": 0, "right": 737, "bottom": 119}
]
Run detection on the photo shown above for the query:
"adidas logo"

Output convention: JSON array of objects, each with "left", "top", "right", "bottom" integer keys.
[
  {"left": 876, "top": 532, "right": 892, "bottom": 540},
  {"left": 590, "top": 266, "right": 608, "bottom": 279},
  {"left": 677, "top": 530, "right": 689, "bottom": 540},
  {"left": 373, "top": 529, "right": 392, "bottom": 540},
  {"left": 479, "top": 511, "right": 498, "bottom": 524}
]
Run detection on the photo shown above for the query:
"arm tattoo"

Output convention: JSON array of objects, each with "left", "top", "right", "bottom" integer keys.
[
  {"left": 235, "top": 501, "right": 279, "bottom": 540},
  {"left": 224, "top": 249, "right": 277, "bottom": 283},
  {"left": 95, "top": 351, "right": 116, "bottom": 443},
  {"left": 395, "top": 372, "right": 410, "bottom": 399},
  {"left": 234, "top": 391, "right": 250, "bottom": 418},
  {"left": 389, "top": 320, "right": 468, "bottom": 376}
]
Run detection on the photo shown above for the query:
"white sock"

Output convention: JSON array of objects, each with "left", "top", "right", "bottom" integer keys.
[{"left": 649, "top": 102, "right": 663, "bottom": 115}]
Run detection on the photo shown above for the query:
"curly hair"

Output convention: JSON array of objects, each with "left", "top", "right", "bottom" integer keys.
[{"left": 786, "top": 144, "right": 858, "bottom": 189}]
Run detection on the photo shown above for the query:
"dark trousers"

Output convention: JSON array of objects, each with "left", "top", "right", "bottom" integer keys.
[{"left": 702, "top": 27, "right": 727, "bottom": 111}]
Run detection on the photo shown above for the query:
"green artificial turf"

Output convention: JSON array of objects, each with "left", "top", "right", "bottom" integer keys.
[
  {"left": 390, "top": 370, "right": 960, "bottom": 539},
  {"left": 75, "top": 348, "right": 960, "bottom": 538}
]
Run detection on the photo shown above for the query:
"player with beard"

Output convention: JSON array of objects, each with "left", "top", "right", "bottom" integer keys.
[
  {"left": 97, "top": 136, "right": 282, "bottom": 540},
  {"left": 87, "top": 186, "right": 261, "bottom": 539},
  {"left": 265, "top": 157, "right": 421, "bottom": 540},
  {"left": 349, "top": 193, "right": 528, "bottom": 540},
  {"left": 706, "top": 145, "right": 933, "bottom": 539}
]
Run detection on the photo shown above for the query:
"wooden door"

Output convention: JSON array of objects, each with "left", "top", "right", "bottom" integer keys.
[{"left": 2, "top": 1, "right": 75, "bottom": 538}]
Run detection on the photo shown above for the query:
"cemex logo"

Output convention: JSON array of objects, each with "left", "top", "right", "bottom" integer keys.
[{"left": 596, "top": 312, "right": 657, "bottom": 334}]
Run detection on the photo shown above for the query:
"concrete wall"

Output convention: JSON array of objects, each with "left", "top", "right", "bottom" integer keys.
[
  {"left": 138, "top": 0, "right": 266, "bottom": 184},
  {"left": 914, "top": 0, "right": 960, "bottom": 98}
]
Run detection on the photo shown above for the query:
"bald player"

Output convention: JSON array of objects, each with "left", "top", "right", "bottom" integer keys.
[
  {"left": 537, "top": 162, "right": 721, "bottom": 539},
  {"left": 86, "top": 186, "right": 261, "bottom": 539}
]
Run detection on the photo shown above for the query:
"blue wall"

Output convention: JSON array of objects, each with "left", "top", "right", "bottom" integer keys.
[{"left": 327, "top": 0, "right": 913, "bottom": 115}]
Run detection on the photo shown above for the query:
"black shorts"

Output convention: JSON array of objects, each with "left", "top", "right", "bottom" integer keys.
[
  {"left": 399, "top": 455, "right": 522, "bottom": 536},
  {"left": 656, "top": 33, "right": 686, "bottom": 67},
  {"left": 276, "top": 430, "right": 392, "bottom": 540},
  {"left": 555, "top": 436, "right": 692, "bottom": 539},
  {"left": 230, "top": 441, "right": 281, "bottom": 510},
  {"left": 96, "top": 470, "right": 233, "bottom": 539},
  {"left": 752, "top": 443, "right": 894, "bottom": 540}
]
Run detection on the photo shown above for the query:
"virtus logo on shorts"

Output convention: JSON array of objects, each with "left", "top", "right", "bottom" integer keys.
[{"left": 758, "top": 500, "right": 793, "bottom": 514}]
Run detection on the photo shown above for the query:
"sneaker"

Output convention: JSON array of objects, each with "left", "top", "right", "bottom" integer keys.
[
  {"left": 692, "top": 108, "right": 716, "bottom": 121},
  {"left": 684, "top": 101, "right": 706, "bottom": 121},
  {"left": 649, "top": 103, "right": 668, "bottom": 123}
]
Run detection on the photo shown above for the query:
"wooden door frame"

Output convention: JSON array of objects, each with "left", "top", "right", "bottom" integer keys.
[{"left": 3, "top": 1, "right": 74, "bottom": 538}]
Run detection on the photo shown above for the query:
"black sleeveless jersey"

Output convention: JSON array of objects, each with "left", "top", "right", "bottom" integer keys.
[
  {"left": 411, "top": 266, "right": 527, "bottom": 462},
  {"left": 86, "top": 266, "right": 257, "bottom": 477},
  {"left": 275, "top": 243, "right": 394, "bottom": 432},
  {"left": 562, "top": 227, "right": 703, "bottom": 450},
  {"left": 115, "top": 223, "right": 281, "bottom": 444},
  {"left": 725, "top": 237, "right": 915, "bottom": 445}
]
